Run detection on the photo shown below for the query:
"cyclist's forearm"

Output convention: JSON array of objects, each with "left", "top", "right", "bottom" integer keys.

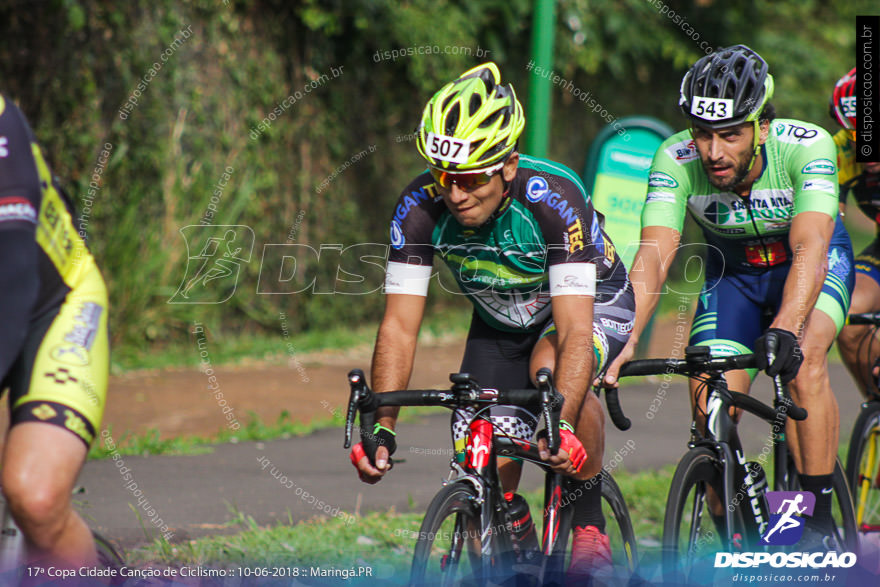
[
  {"left": 773, "top": 214, "right": 833, "bottom": 335},
  {"left": 555, "top": 330, "right": 595, "bottom": 426},
  {"left": 370, "top": 324, "right": 418, "bottom": 429}
]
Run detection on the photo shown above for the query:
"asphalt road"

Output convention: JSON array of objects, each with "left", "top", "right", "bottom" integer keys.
[{"left": 75, "top": 363, "right": 866, "bottom": 553}]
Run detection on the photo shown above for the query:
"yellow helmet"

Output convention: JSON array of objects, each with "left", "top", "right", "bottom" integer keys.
[{"left": 416, "top": 62, "right": 525, "bottom": 172}]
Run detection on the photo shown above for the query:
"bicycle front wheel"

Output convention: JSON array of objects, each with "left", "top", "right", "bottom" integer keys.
[
  {"left": 93, "top": 531, "right": 125, "bottom": 583},
  {"left": 662, "top": 446, "right": 738, "bottom": 580},
  {"left": 601, "top": 471, "right": 639, "bottom": 574},
  {"left": 409, "top": 481, "right": 492, "bottom": 587},
  {"left": 846, "top": 400, "right": 880, "bottom": 535}
]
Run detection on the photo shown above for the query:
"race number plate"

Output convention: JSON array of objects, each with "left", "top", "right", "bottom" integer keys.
[{"left": 425, "top": 132, "right": 470, "bottom": 164}]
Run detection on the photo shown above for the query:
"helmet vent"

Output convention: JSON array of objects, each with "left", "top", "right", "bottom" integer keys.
[
  {"left": 445, "top": 103, "right": 461, "bottom": 135},
  {"left": 469, "top": 94, "right": 482, "bottom": 116}
]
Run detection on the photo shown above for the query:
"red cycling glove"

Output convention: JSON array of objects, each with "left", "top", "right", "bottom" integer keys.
[{"left": 559, "top": 422, "right": 587, "bottom": 472}]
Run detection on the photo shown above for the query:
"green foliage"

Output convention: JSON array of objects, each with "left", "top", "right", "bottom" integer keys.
[{"left": 0, "top": 1, "right": 866, "bottom": 354}]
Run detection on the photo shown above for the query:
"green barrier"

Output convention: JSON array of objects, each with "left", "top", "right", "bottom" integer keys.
[{"left": 583, "top": 117, "right": 674, "bottom": 355}]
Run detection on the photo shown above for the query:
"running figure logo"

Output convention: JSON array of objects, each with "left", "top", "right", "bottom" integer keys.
[
  {"left": 760, "top": 491, "right": 816, "bottom": 546},
  {"left": 169, "top": 225, "right": 254, "bottom": 304}
]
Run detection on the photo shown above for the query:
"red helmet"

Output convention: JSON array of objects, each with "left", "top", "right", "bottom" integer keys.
[{"left": 830, "top": 67, "right": 857, "bottom": 132}]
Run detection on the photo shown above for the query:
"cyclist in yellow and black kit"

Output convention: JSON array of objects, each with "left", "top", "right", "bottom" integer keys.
[
  {"left": 832, "top": 68, "right": 880, "bottom": 397},
  {"left": 0, "top": 95, "right": 108, "bottom": 568}
]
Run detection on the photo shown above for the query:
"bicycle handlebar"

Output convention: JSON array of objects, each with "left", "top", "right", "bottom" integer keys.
[
  {"left": 846, "top": 312, "right": 880, "bottom": 326},
  {"left": 616, "top": 347, "right": 807, "bottom": 423},
  {"left": 343, "top": 368, "right": 566, "bottom": 455}
]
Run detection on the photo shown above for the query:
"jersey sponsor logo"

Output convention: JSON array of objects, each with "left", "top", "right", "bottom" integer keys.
[
  {"left": 665, "top": 138, "right": 699, "bottom": 164},
  {"left": 393, "top": 184, "right": 438, "bottom": 224},
  {"left": 0, "top": 196, "right": 37, "bottom": 224},
  {"left": 801, "top": 158, "right": 836, "bottom": 175},
  {"left": 600, "top": 317, "right": 633, "bottom": 334},
  {"left": 704, "top": 201, "right": 731, "bottom": 224},
  {"left": 714, "top": 227, "right": 746, "bottom": 235},
  {"left": 64, "top": 409, "right": 93, "bottom": 443},
  {"left": 390, "top": 219, "right": 405, "bottom": 250},
  {"left": 526, "top": 176, "right": 549, "bottom": 202},
  {"left": 774, "top": 122, "right": 821, "bottom": 146},
  {"left": 801, "top": 179, "right": 835, "bottom": 193},
  {"left": 745, "top": 241, "right": 787, "bottom": 267},
  {"left": 648, "top": 172, "right": 679, "bottom": 189},
  {"left": 828, "top": 247, "right": 851, "bottom": 279},
  {"left": 0, "top": 136, "right": 8, "bottom": 158},
  {"left": 646, "top": 191, "right": 676, "bottom": 204},
  {"left": 31, "top": 403, "right": 57, "bottom": 421},
  {"left": 543, "top": 192, "right": 579, "bottom": 225},
  {"left": 44, "top": 368, "right": 78, "bottom": 384}
]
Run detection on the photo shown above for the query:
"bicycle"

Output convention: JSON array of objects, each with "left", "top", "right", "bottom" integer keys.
[
  {"left": 343, "top": 367, "right": 639, "bottom": 586},
  {"left": 0, "top": 486, "right": 125, "bottom": 585},
  {"left": 617, "top": 345, "right": 857, "bottom": 579},
  {"left": 843, "top": 312, "right": 880, "bottom": 536}
]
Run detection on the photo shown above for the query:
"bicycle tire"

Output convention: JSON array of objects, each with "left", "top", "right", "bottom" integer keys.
[
  {"left": 409, "top": 481, "right": 499, "bottom": 587},
  {"left": 662, "top": 446, "right": 741, "bottom": 580},
  {"left": 784, "top": 456, "right": 858, "bottom": 552},
  {"left": 600, "top": 471, "right": 639, "bottom": 574},
  {"left": 93, "top": 531, "right": 126, "bottom": 584},
  {"left": 845, "top": 400, "right": 880, "bottom": 534}
]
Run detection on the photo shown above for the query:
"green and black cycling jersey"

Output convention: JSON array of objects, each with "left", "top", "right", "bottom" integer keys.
[
  {"left": 643, "top": 119, "right": 840, "bottom": 274},
  {"left": 385, "top": 154, "right": 629, "bottom": 333}
]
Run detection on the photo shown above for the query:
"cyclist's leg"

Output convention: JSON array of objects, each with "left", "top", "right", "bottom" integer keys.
[
  {"left": 837, "top": 242, "right": 880, "bottom": 396},
  {"left": 2, "top": 424, "right": 94, "bottom": 567},
  {"left": 786, "top": 222, "right": 853, "bottom": 533},
  {"left": 1, "top": 272, "right": 108, "bottom": 568},
  {"left": 687, "top": 271, "right": 763, "bottom": 425},
  {"left": 687, "top": 271, "right": 764, "bottom": 521},
  {"left": 529, "top": 285, "right": 634, "bottom": 576},
  {"left": 457, "top": 312, "right": 539, "bottom": 493}
]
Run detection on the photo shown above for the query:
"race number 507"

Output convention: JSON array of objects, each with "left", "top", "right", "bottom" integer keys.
[{"left": 426, "top": 132, "right": 470, "bottom": 164}]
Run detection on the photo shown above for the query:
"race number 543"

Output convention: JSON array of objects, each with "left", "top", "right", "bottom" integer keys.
[{"left": 690, "top": 97, "right": 733, "bottom": 121}]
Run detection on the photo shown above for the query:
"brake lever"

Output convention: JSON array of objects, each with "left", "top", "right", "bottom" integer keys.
[
  {"left": 344, "top": 369, "right": 367, "bottom": 449},
  {"left": 536, "top": 367, "right": 561, "bottom": 455}
]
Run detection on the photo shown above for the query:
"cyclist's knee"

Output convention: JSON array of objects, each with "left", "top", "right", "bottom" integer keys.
[
  {"left": 3, "top": 472, "right": 70, "bottom": 543},
  {"left": 837, "top": 324, "right": 867, "bottom": 353}
]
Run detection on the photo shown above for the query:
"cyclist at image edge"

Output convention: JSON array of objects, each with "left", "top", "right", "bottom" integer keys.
[
  {"left": 831, "top": 68, "right": 880, "bottom": 396},
  {"left": 0, "top": 95, "right": 109, "bottom": 567},
  {"left": 350, "top": 62, "right": 635, "bottom": 577},
  {"left": 604, "top": 45, "right": 854, "bottom": 547}
]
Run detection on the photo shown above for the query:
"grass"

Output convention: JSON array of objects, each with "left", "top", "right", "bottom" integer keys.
[
  {"left": 89, "top": 405, "right": 441, "bottom": 460},
  {"left": 110, "top": 304, "right": 472, "bottom": 374},
  {"left": 124, "top": 466, "right": 675, "bottom": 576}
]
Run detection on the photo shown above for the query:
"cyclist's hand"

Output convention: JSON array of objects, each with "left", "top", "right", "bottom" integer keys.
[
  {"left": 754, "top": 328, "right": 803, "bottom": 384},
  {"left": 597, "top": 336, "right": 637, "bottom": 388},
  {"left": 537, "top": 429, "right": 587, "bottom": 475},
  {"left": 350, "top": 443, "right": 392, "bottom": 484}
]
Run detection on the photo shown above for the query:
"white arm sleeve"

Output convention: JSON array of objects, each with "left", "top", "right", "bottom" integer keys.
[
  {"left": 384, "top": 261, "right": 432, "bottom": 296},
  {"left": 548, "top": 263, "right": 596, "bottom": 297}
]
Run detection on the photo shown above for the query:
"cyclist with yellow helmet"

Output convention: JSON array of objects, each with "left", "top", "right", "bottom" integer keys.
[
  {"left": 832, "top": 68, "right": 880, "bottom": 395},
  {"left": 350, "top": 62, "right": 635, "bottom": 577},
  {"left": 605, "top": 45, "right": 854, "bottom": 549}
]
